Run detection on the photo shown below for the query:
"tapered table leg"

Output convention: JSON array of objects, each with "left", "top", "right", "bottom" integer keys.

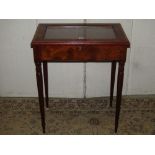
[
  {"left": 115, "top": 61, "right": 125, "bottom": 133},
  {"left": 110, "top": 61, "right": 116, "bottom": 107},
  {"left": 43, "top": 62, "right": 49, "bottom": 108},
  {"left": 35, "top": 61, "right": 45, "bottom": 133}
]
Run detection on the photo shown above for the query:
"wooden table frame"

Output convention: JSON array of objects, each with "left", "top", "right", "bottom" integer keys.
[{"left": 31, "top": 23, "right": 130, "bottom": 133}]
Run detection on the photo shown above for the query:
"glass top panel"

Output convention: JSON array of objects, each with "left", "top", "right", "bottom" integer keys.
[{"left": 44, "top": 26, "right": 116, "bottom": 40}]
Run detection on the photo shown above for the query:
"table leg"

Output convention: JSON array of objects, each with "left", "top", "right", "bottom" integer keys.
[
  {"left": 35, "top": 61, "right": 46, "bottom": 133},
  {"left": 110, "top": 61, "right": 116, "bottom": 107},
  {"left": 43, "top": 62, "right": 49, "bottom": 108},
  {"left": 115, "top": 61, "right": 125, "bottom": 133}
]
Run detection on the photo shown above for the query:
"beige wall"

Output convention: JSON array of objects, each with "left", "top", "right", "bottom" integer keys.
[{"left": 0, "top": 19, "right": 155, "bottom": 97}]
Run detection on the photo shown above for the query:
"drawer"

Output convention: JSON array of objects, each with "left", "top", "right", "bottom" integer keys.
[{"left": 33, "top": 45, "right": 127, "bottom": 62}]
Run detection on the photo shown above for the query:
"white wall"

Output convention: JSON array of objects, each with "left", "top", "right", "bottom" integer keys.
[
  {"left": 128, "top": 20, "right": 155, "bottom": 94},
  {"left": 0, "top": 20, "right": 37, "bottom": 97},
  {"left": 0, "top": 19, "right": 155, "bottom": 97}
]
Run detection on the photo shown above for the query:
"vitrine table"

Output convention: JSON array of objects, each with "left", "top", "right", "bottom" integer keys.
[{"left": 31, "top": 23, "right": 130, "bottom": 133}]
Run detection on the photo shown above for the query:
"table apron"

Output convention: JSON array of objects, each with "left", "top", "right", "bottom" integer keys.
[{"left": 33, "top": 45, "right": 127, "bottom": 62}]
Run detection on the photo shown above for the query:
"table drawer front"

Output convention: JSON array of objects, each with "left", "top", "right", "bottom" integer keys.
[{"left": 34, "top": 45, "right": 127, "bottom": 62}]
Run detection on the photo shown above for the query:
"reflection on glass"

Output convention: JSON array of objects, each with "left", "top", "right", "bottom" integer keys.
[{"left": 44, "top": 26, "right": 116, "bottom": 40}]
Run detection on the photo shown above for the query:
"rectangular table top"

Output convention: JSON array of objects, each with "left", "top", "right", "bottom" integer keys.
[{"left": 31, "top": 23, "right": 130, "bottom": 47}]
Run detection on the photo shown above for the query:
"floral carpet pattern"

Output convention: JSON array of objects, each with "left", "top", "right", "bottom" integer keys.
[{"left": 0, "top": 96, "right": 155, "bottom": 135}]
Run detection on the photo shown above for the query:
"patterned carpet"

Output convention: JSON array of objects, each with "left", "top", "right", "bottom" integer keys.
[{"left": 0, "top": 96, "right": 155, "bottom": 135}]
